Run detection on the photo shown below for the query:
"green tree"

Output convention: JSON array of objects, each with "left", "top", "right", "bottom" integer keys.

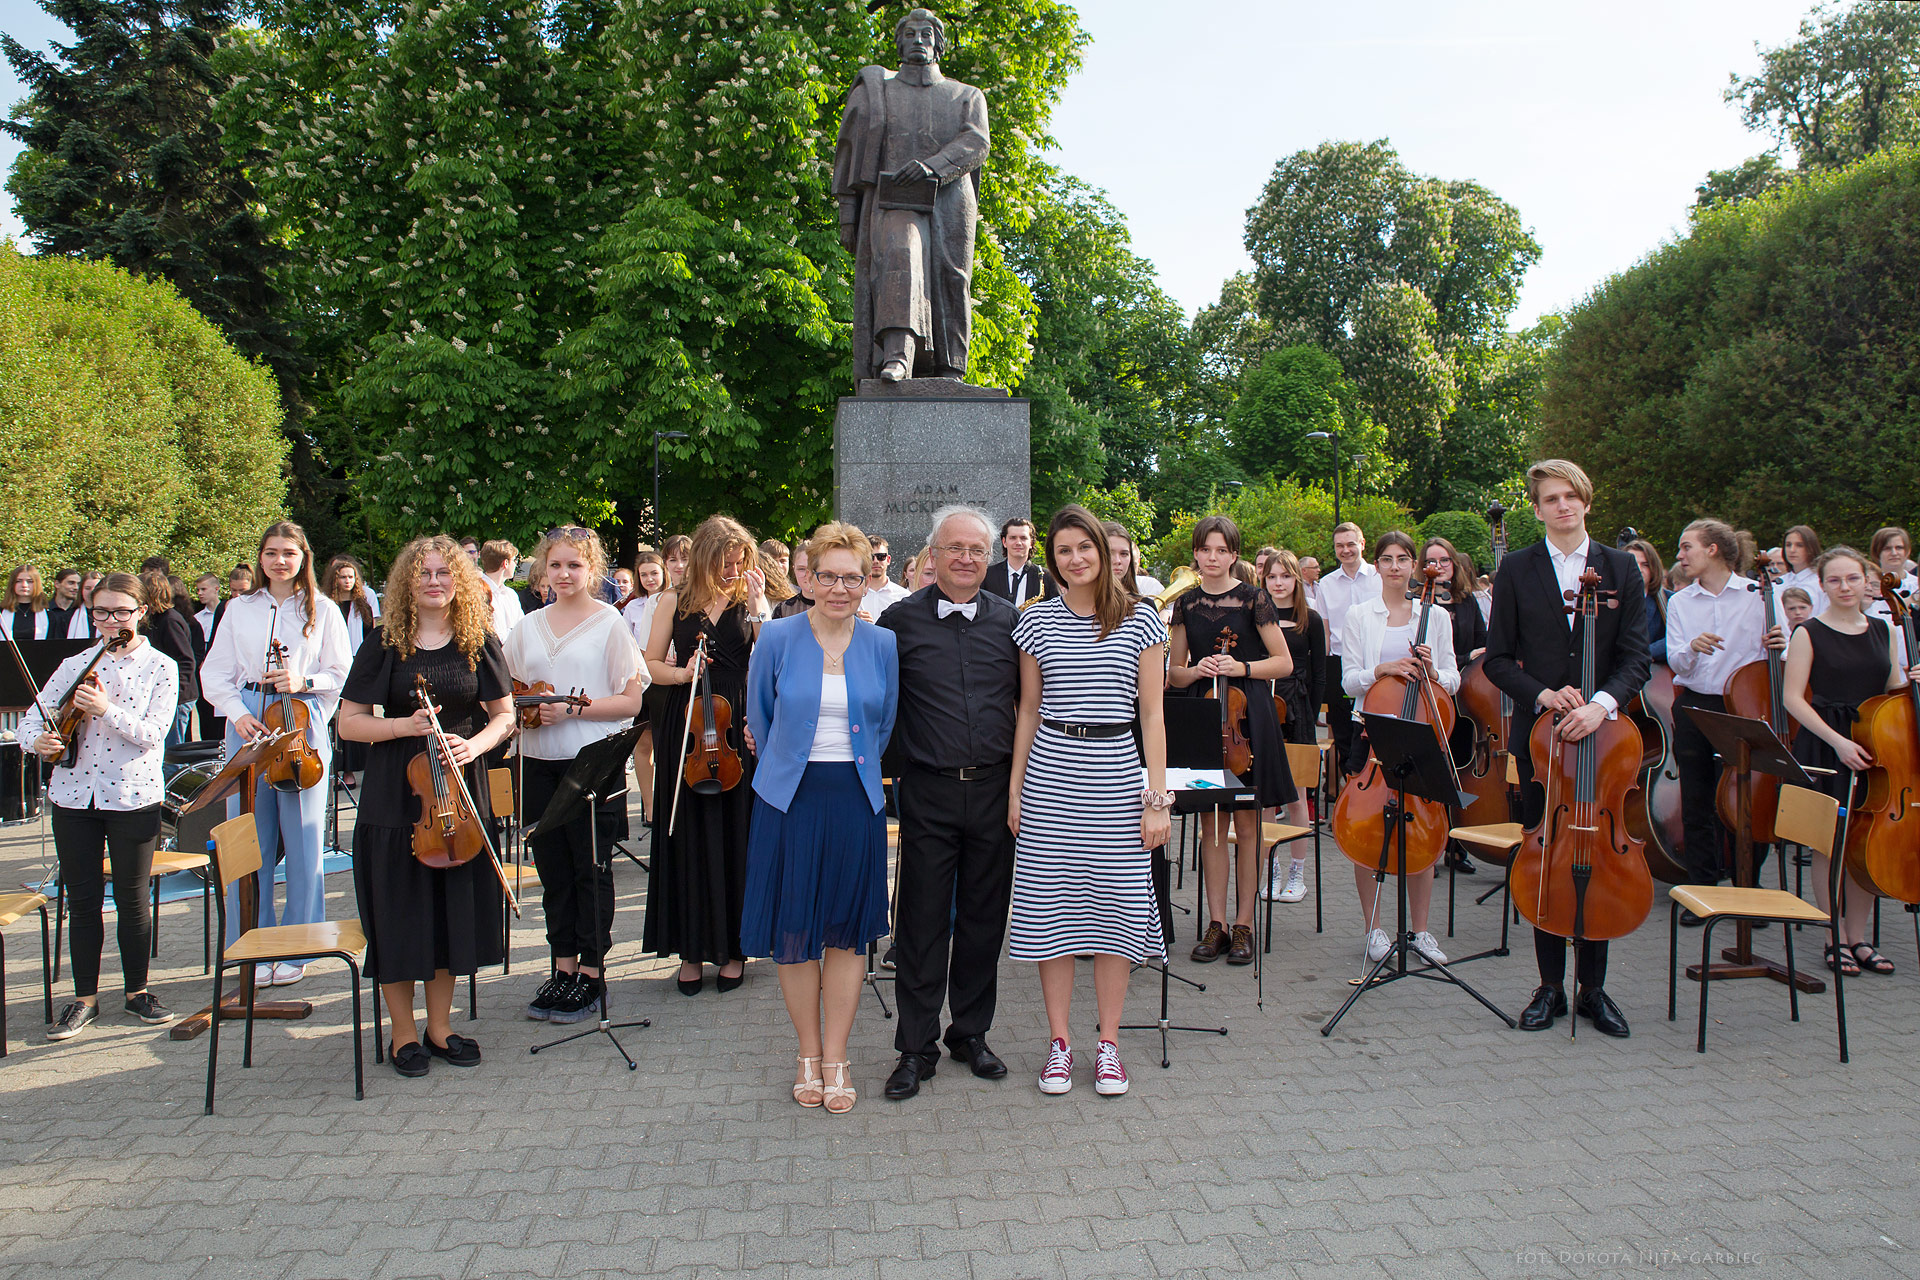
[
  {"left": 1414, "top": 510, "right": 1492, "bottom": 570},
  {"left": 1430, "top": 318, "right": 1559, "bottom": 513},
  {"left": 1728, "top": 0, "right": 1920, "bottom": 172},
  {"left": 1075, "top": 479, "right": 1155, "bottom": 545},
  {"left": 1695, "top": 153, "right": 1790, "bottom": 211},
  {"left": 1144, "top": 475, "right": 1413, "bottom": 578},
  {"left": 0, "top": 245, "right": 286, "bottom": 572},
  {"left": 1225, "top": 345, "right": 1345, "bottom": 481}
]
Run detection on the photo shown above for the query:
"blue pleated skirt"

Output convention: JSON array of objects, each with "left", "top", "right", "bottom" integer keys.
[{"left": 741, "top": 762, "right": 890, "bottom": 964}]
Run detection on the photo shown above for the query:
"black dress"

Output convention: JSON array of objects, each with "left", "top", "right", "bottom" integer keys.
[
  {"left": 343, "top": 628, "right": 511, "bottom": 983},
  {"left": 1270, "top": 601, "right": 1326, "bottom": 748},
  {"left": 1171, "top": 582, "right": 1297, "bottom": 806},
  {"left": 1791, "top": 617, "right": 1892, "bottom": 801},
  {"left": 645, "top": 602, "right": 757, "bottom": 965}
]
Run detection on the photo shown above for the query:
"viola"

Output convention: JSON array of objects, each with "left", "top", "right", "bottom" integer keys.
[
  {"left": 1457, "top": 500, "right": 1516, "bottom": 821},
  {"left": 512, "top": 678, "right": 591, "bottom": 730},
  {"left": 1846, "top": 576, "right": 1920, "bottom": 901},
  {"left": 405, "top": 676, "right": 521, "bottom": 912},
  {"left": 681, "top": 635, "right": 743, "bottom": 795},
  {"left": 48, "top": 630, "right": 136, "bottom": 769},
  {"left": 1510, "top": 568, "right": 1653, "bottom": 943},
  {"left": 1715, "top": 561, "right": 1787, "bottom": 841},
  {"left": 1623, "top": 664, "right": 1690, "bottom": 883},
  {"left": 1200, "top": 626, "right": 1253, "bottom": 777},
  {"left": 259, "top": 623, "right": 324, "bottom": 793},
  {"left": 1333, "top": 566, "right": 1459, "bottom": 877}
]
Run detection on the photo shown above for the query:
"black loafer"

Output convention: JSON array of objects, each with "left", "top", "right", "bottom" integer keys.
[
  {"left": 947, "top": 1035, "right": 1008, "bottom": 1080},
  {"left": 1516, "top": 985, "right": 1567, "bottom": 1031},
  {"left": 1575, "top": 987, "right": 1630, "bottom": 1038},
  {"left": 426, "top": 1033, "right": 482, "bottom": 1067},
  {"left": 884, "top": 1051, "right": 938, "bottom": 1100},
  {"left": 390, "top": 1040, "right": 431, "bottom": 1077}
]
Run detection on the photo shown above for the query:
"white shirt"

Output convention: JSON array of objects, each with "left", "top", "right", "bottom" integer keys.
[
  {"left": 20, "top": 640, "right": 178, "bottom": 811},
  {"left": 503, "top": 604, "right": 645, "bottom": 761},
  {"left": 1666, "top": 575, "right": 1768, "bottom": 695},
  {"left": 1318, "top": 563, "right": 1382, "bottom": 657},
  {"left": 621, "top": 594, "right": 660, "bottom": 653},
  {"left": 1339, "top": 596, "right": 1461, "bottom": 698},
  {"left": 1134, "top": 572, "right": 1165, "bottom": 599},
  {"left": 864, "top": 579, "right": 912, "bottom": 616},
  {"left": 1005, "top": 560, "right": 1039, "bottom": 609},
  {"left": 1545, "top": 536, "right": 1621, "bottom": 715},
  {"left": 808, "top": 673, "right": 856, "bottom": 762},
  {"left": 487, "top": 575, "right": 525, "bottom": 640},
  {"left": 194, "top": 606, "right": 216, "bottom": 643},
  {"left": 67, "top": 608, "right": 95, "bottom": 640},
  {"left": 0, "top": 608, "right": 51, "bottom": 640},
  {"left": 1775, "top": 567, "right": 1827, "bottom": 618},
  {"left": 199, "top": 590, "right": 353, "bottom": 734}
]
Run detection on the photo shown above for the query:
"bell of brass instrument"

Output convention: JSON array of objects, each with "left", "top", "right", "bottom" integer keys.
[{"left": 1150, "top": 565, "right": 1201, "bottom": 611}]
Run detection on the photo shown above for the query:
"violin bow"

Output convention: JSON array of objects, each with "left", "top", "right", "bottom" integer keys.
[
  {"left": 666, "top": 635, "right": 708, "bottom": 839},
  {"left": 417, "top": 679, "right": 521, "bottom": 917},
  {"left": 2, "top": 631, "right": 56, "bottom": 725}
]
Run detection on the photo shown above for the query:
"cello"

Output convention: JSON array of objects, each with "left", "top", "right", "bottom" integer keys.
[
  {"left": 1509, "top": 568, "right": 1653, "bottom": 947},
  {"left": 406, "top": 676, "right": 520, "bottom": 913},
  {"left": 1457, "top": 500, "right": 1516, "bottom": 820},
  {"left": 1624, "top": 664, "right": 1690, "bottom": 883},
  {"left": 1333, "top": 566, "right": 1459, "bottom": 878},
  {"left": 1715, "top": 561, "right": 1787, "bottom": 842},
  {"left": 1845, "top": 576, "right": 1920, "bottom": 901}
]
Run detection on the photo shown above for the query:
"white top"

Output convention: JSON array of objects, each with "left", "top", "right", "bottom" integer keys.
[
  {"left": 808, "top": 673, "right": 856, "bottom": 762},
  {"left": 1377, "top": 623, "right": 1415, "bottom": 669},
  {"left": 1666, "top": 575, "right": 1768, "bottom": 695},
  {"left": 332, "top": 591, "right": 381, "bottom": 654},
  {"left": 20, "top": 641, "right": 178, "bottom": 811},
  {"left": 503, "top": 604, "right": 645, "bottom": 761},
  {"left": 621, "top": 594, "right": 660, "bottom": 653},
  {"left": 66, "top": 608, "right": 95, "bottom": 640},
  {"left": 194, "top": 606, "right": 216, "bottom": 643},
  {"left": 1544, "top": 536, "right": 1620, "bottom": 714},
  {"left": 200, "top": 590, "right": 353, "bottom": 735},
  {"left": 0, "top": 608, "right": 51, "bottom": 640},
  {"left": 865, "top": 579, "right": 913, "bottom": 616},
  {"left": 1339, "top": 596, "right": 1461, "bottom": 698},
  {"left": 1134, "top": 573, "right": 1165, "bottom": 599},
  {"left": 1775, "top": 566, "right": 1827, "bottom": 617},
  {"left": 1317, "top": 563, "right": 1382, "bottom": 657},
  {"left": 488, "top": 576, "right": 525, "bottom": 639},
  {"left": 1868, "top": 572, "right": 1918, "bottom": 624}
]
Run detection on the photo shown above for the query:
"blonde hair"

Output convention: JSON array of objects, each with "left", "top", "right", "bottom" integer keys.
[
  {"left": 759, "top": 544, "right": 796, "bottom": 603},
  {"left": 381, "top": 535, "right": 495, "bottom": 665},
  {"left": 6, "top": 565, "right": 46, "bottom": 612},
  {"left": 805, "top": 521, "right": 874, "bottom": 577},
  {"left": 1525, "top": 459, "right": 1595, "bottom": 507},
  {"left": 532, "top": 526, "right": 609, "bottom": 596},
  {"left": 677, "top": 515, "right": 757, "bottom": 618}
]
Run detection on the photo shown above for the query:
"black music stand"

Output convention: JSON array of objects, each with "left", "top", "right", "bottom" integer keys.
[
  {"left": 1679, "top": 705, "right": 1825, "bottom": 993},
  {"left": 1322, "top": 712, "right": 1514, "bottom": 1036},
  {"left": 0, "top": 639, "right": 89, "bottom": 826},
  {"left": 1120, "top": 698, "right": 1231, "bottom": 1068},
  {"left": 527, "top": 724, "right": 651, "bottom": 1068}
]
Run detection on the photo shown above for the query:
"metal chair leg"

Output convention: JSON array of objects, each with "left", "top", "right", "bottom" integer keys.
[
  {"left": 468, "top": 973, "right": 477, "bottom": 1022},
  {"left": 372, "top": 979, "right": 384, "bottom": 1064},
  {"left": 41, "top": 906, "right": 54, "bottom": 1025},
  {"left": 205, "top": 963, "right": 226, "bottom": 1114},
  {"left": 243, "top": 969, "right": 258, "bottom": 1069},
  {"left": 1667, "top": 901, "right": 1678, "bottom": 1022},
  {"left": 1696, "top": 919, "right": 1718, "bottom": 1053},
  {"left": 348, "top": 959, "right": 365, "bottom": 1101},
  {"left": 1832, "top": 920, "right": 1850, "bottom": 1064},
  {"left": 1784, "top": 916, "right": 1800, "bottom": 1022}
]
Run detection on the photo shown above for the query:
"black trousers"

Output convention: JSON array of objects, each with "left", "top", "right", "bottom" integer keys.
[
  {"left": 1328, "top": 654, "right": 1365, "bottom": 776},
  {"left": 892, "top": 764, "right": 1015, "bottom": 1059},
  {"left": 522, "top": 756, "right": 620, "bottom": 968},
  {"left": 1511, "top": 720, "right": 1609, "bottom": 990},
  {"left": 53, "top": 802, "right": 162, "bottom": 998},
  {"left": 1673, "top": 688, "right": 1734, "bottom": 883}
]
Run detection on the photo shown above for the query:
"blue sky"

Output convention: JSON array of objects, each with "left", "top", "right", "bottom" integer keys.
[{"left": 2, "top": 0, "right": 1824, "bottom": 327}]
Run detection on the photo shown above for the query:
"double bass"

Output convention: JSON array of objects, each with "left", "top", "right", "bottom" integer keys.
[
  {"left": 1333, "top": 566, "right": 1458, "bottom": 877},
  {"left": 1624, "top": 664, "right": 1690, "bottom": 883},
  {"left": 1457, "top": 501, "right": 1516, "bottom": 820},
  {"left": 1509, "top": 568, "right": 1653, "bottom": 944},
  {"left": 1846, "top": 576, "right": 1920, "bottom": 901},
  {"left": 1715, "top": 562, "right": 1787, "bottom": 841}
]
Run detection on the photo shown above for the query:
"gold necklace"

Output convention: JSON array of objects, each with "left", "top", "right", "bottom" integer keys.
[{"left": 810, "top": 615, "right": 854, "bottom": 669}]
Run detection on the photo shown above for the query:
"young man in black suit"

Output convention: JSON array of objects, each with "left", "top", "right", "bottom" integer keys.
[
  {"left": 980, "top": 516, "right": 1052, "bottom": 607},
  {"left": 1484, "top": 459, "right": 1651, "bottom": 1038}
]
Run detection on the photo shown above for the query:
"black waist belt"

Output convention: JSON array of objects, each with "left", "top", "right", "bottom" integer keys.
[
  {"left": 1041, "top": 719, "right": 1132, "bottom": 739},
  {"left": 920, "top": 761, "right": 1011, "bottom": 781}
]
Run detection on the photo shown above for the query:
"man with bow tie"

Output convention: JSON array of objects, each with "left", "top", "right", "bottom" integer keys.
[{"left": 877, "top": 504, "right": 1021, "bottom": 1099}]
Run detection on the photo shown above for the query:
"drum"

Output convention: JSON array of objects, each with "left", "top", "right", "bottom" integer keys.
[{"left": 161, "top": 758, "right": 222, "bottom": 854}]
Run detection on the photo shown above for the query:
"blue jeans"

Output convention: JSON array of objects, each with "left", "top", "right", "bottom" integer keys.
[{"left": 224, "top": 688, "right": 332, "bottom": 945}]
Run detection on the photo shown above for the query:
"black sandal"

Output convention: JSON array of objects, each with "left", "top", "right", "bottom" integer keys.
[
  {"left": 426, "top": 1032, "right": 483, "bottom": 1067},
  {"left": 390, "top": 1040, "right": 432, "bottom": 1077},
  {"left": 1825, "top": 944, "right": 1860, "bottom": 976},
  {"left": 1851, "top": 943, "right": 1896, "bottom": 975}
]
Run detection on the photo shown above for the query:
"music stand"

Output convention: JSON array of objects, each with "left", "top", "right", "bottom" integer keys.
[
  {"left": 0, "top": 639, "right": 88, "bottom": 830},
  {"left": 1120, "top": 699, "right": 1231, "bottom": 1068},
  {"left": 1321, "top": 713, "right": 1514, "bottom": 1036},
  {"left": 527, "top": 723, "right": 651, "bottom": 1068},
  {"left": 1679, "top": 705, "right": 1826, "bottom": 993}
]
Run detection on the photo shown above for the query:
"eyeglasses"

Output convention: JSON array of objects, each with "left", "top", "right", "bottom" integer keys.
[
  {"left": 418, "top": 569, "right": 455, "bottom": 583},
  {"left": 89, "top": 607, "right": 140, "bottom": 621},
  {"left": 813, "top": 573, "right": 867, "bottom": 590},
  {"left": 933, "top": 544, "right": 991, "bottom": 562},
  {"left": 545, "top": 526, "right": 592, "bottom": 540}
]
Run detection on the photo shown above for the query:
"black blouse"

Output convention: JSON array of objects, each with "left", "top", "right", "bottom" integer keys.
[{"left": 1171, "top": 581, "right": 1278, "bottom": 669}]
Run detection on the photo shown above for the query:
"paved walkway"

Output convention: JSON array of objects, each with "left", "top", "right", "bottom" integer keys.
[{"left": 1, "top": 798, "right": 1916, "bottom": 1280}]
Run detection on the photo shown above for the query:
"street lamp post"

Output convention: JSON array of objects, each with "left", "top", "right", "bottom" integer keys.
[
  {"left": 653, "top": 430, "right": 689, "bottom": 545},
  {"left": 1306, "top": 429, "right": 1341, "bottom": 528}
]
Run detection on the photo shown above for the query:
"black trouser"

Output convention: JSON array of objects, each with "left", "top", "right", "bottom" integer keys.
[
  {"left": 1328, "top": 653, "right": 1364, "bottom": 776},
  {"left": 523, "top": 756, "right": 619, "bottom": 968},
  {"left": 53, "top": 802, "right": 162, "bottom": 999},
  {"left": 892, "top": 763, "right": 1015, "bottom": 1059},
  {"left": 1673, "top": 688, "right": 1732, "bottom": 884},
  {"left": 1511, "top": 718, "right": 1609, "bottom": 990}
]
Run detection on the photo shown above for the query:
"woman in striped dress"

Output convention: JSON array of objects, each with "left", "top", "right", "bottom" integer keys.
[{"left": 1008, "top": 505, "right": 1171, "bottom": 1098}]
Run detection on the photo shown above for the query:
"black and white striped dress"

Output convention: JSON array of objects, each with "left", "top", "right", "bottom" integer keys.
[{"left": 1009, "top": 598, "right": 1169, "bottom": 963}]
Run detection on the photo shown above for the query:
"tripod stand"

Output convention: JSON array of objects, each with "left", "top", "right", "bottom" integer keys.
[
  {"left": 1322, "top": 713, "right": 1515, "bottom": 1036},
  {"left": 527, "top": 724, "right": 651, "bottom": 1069}
]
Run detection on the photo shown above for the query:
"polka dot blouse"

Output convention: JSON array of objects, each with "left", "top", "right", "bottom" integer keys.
[{"left": 19, "top": 641, "right": 179, "bottom": 811}]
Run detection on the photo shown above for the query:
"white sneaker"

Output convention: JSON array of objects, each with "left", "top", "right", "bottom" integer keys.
[
  {"left": 1365, "top": 929, "right": 1391, "bottom": 963},
  {"left": 270, "top": 962, "right": 306, "bottom": 986},
  {"left": 1411, "top": 932, "right": 1448, "bottom": 965},
  {"left": 1260, "top": 859, "right": 1285, "bottom": 901},
  {"left": 1277, "top": 861, "right": 1308, "bottom": 903},
  {"left": 1038, "top": 1038, "right": 1073, "bottom": 1095},
  {"left": 252, "top": 964, "right": 275, "bottom": 987}
]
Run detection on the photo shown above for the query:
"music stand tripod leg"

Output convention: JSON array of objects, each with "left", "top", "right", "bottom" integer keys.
[{"left": 1119, "top": 846, "right": 1228, "bottom": 1067}]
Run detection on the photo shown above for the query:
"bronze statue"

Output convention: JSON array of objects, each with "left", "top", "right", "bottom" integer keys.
[{"left": 832, "top": 9, "right": 989, "bottom": 386}]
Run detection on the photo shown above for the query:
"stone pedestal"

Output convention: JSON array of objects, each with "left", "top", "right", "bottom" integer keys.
[{"left": 833, "top": 391, "right": 1031, "bottom": 561}]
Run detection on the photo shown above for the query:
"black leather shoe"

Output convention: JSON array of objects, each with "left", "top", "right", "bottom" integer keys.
[
  {"left": 884, "top": 1052, "right": 937, "bottom": 1100},
  {"left": 1446, "top": 850, "right": 1478, "bottom": 875},
  {"left": 1679, "top": 908, "right": 1706, "bottom": 927},
  {"left": 1575, "top": 987, "right": 1630, "bottom": 1037},
  {"left": 947, "top": 1035, "right": 1008, "bottom": 1080},
  {"left": 1517, "top": 985, "right": 1568, "bottom": 1031}
]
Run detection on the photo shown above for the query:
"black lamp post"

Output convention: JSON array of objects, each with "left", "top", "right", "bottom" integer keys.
[
  {"left": 653, "top": 430, "right": 688, "bottom": 544},
  {"left": 1305, "top": 429, "right": 1341, "bottom": 528}
]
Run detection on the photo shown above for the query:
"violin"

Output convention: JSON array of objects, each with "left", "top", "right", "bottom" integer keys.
[
  {"left": 1715, "top": 560, "right": 1787, "bottom": 841},
  {"left": 1845, "top": 576, "right": 1920, "bottom": 901},
  {"left": 1200, "top": 626, "right": 1253, "bottom": 777},
  {"left": 1457, "top": 501, "right": 1516, "bottom": 821},
  {"left": 48, "top": 630, "right": 136, "bottom": 769},
  {"left": 1333, "top": 566, "right": 1459, "bottom": 877},
  {"left": 259, "top": 623, "right": 324, "bottom": 793},
  {"left": 405, "top": 676, "right": 521, "bottom": 912},
  {"left": 1509, "top": 568, "right": 1653, "bottom": 944},
  {"left": 512, "top": 678, "right": 591, "bottom": 730},
  {"left": 681, "top": 635, "right": 742, "bottom": 795}
]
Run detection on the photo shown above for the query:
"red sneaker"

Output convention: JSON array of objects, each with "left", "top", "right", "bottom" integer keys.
[{"left": 1094, "top": 1039, "right": 1128, "bottom": 1096}]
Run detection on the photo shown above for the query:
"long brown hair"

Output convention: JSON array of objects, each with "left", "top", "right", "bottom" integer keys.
[
  {"left": 1419, "top": 535, "right": 1476, "bottom": 604},
  {"left": 381, "top": 535, "right": 494, "bottom": 666},
  {"left": 1102, "top": 520, "right": 1140, "bottom": 598},
  {"left": 1048, "top": 505, "right": 1129, "bottom": 640},
  {"left": 251, "top": 521, "right": 324, "bottom": 636},
  {"left": 676, "top": 515, "right": 756, "bottom": 619},
  {"left": 324, "top": 555, "right": 377, "bottom": 630},
  {"left": 6, "top": 565, "right": 46, "bottom": 613},
  {"left": 1626, "top": 538, "right": 1667, "bottom": 624}
]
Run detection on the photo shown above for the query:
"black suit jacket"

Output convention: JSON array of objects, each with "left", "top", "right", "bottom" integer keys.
[
  {"left": 1484, "top": 539, "right": 1650, "bottom": 760},
  {"left": 981, "top": 560, "right": 1053, "bottom": 606}
]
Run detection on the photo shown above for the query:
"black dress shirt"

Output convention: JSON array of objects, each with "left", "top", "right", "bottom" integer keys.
[{"left": 878, "top": 584, "right": 1020, "bottom": 770}]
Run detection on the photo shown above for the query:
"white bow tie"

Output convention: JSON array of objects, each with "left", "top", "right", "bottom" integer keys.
[{"left": 937, "top": 600, "right": 977, "bottom": 621}]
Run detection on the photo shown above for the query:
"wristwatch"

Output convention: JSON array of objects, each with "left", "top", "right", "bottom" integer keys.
[{"left": 1141, "top": 788, "right": 1175, "bottom": 811}]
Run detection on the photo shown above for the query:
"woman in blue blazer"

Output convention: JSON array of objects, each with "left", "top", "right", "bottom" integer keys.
[{"left": 742, "top": 522, "right": 898, "bottom": 1113}]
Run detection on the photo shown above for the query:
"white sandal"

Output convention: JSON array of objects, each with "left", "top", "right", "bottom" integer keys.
[
  {"left": 822, "top": 1060, "right": 856, "bottom": 1114},
  {"left": 793, "top": 1055, "right": 824, "bottom": 1108}
]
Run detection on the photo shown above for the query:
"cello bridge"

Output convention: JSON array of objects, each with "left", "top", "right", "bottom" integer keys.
[{"left": 1569, "top": 824, "right": 1598, "bottom": 833}]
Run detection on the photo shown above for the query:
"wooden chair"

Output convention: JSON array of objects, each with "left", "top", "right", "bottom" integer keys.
[
  {"left": 1666, "top": 784, "right": 1845, "bottom": 1059},
  {"left": 0, "top": 889, "right": 53, "bottom": 1057},
  {"left": 1258, "top": 743, "right": 1324, "bottom": 950},
  {"left": 204, "top": 814, "right": 367, "bottom": 1113}
]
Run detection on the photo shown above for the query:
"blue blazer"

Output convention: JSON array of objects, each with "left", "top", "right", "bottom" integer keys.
[{"left": 746, "top": 613, "right": 898, "bottom": 814}]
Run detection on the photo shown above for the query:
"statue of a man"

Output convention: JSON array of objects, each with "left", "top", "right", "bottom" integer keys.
[{"left": 832, "top": 9, "right": 989, "bottom": 385}]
